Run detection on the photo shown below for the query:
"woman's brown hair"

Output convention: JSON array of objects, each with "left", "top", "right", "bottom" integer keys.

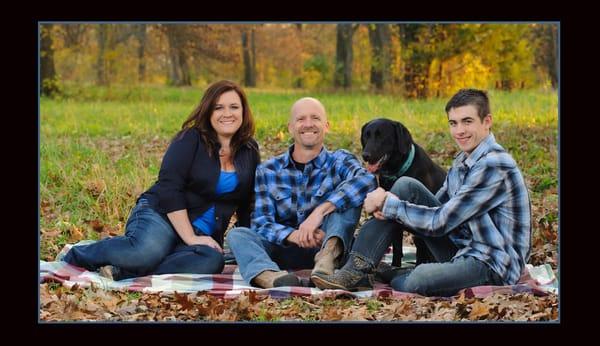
[{"left": 177, "top": 80, "right": 256, "bottom": 157}]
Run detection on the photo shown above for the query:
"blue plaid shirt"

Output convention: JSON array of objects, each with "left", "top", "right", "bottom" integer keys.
[
  {"left": 252, "top": 145, "right": 377, "bottom": 245},
  {"left": 382, "top": 134, "right": 531, "bottom": 285}
]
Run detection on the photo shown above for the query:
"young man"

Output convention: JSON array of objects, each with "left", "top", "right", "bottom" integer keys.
[
  {"left": 312, "top": 89, "right": 532, "bottom": 297},
  {"left": 226, "top": 97, "right": 377, "bottom": 288}
]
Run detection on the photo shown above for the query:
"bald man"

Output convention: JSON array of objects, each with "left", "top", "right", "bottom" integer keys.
[{"left": 227, "top": 97, "right": 377, "bottom": 288}]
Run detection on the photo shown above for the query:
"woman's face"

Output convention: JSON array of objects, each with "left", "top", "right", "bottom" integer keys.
[{"left": 210, "top": 90, "right": 243, "bottom": 139}]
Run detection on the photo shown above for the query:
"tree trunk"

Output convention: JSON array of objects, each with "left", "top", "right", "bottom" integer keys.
[
  {"left": 242, "top": 28, "right": 257, "bottom": 87},
  {"left": 549, "top": 25, "right": 558, "bottom": 89},
  {"left": 40, "top": 24, "right": 59, "bottom": 97},
  {"left": 96, "top": 25, "right": 107, "bottom": 86},
  {"left": 404, "top": 61, "right": 431, "bottom": 99},
  {"left": 398, "top": 24, "right": 434, "bottom": 99},
  {"left": 436, "top": 59, "right": 443, "bottom": 98},
  {"left": 334, "top": 24, "right": 354, "bottom": 89},
  {"left": 398, "top": 24, "right": 421, "bottom": 98},
  {"left": 165, "top": 25, "right": 191, "bottom": 86},
  {"left": 532, "top": 24, "right": 559, "bottom": 90},
  {"left": 167, "top": 48, "right": 180, "bottom": 86},
  {"left": 500, "top": 79, "right": 513, "bottom": 91},
  {"left": 242, "top": 30, "right": 249, "bottom": 85},
  {"left": 62, "top": 24, "right": 86, "bottom": 48},
  {"left": 251, "top": 29, "right": 257, "bottom": 85},
  {"left": 368, "top": 24, "right": 390, "bottom": 90},
  {"left": 135, "top": 24, "right": 147, "bottom": 83},
  {"left": 180, "top": 50, "right": 191, "bottom": 86}
]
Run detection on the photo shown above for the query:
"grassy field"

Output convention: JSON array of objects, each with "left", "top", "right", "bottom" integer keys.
[{"left": 39, "top": 85, "right": 558, "bottom": 321}]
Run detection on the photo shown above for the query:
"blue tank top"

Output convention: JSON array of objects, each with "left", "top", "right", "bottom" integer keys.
[{"left": 192, "top": 171, "right": 238, "bottom": 236}]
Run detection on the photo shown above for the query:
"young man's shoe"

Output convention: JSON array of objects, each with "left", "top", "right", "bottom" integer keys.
[
  {"left": 311, "top": 270, "right": 373, "bottom": 291},
  {"left": 374, "top": 262, "right": 412, "bottom": 284},
  {"left": 311, "top": 253, "right": 375, "bottom": 291}
]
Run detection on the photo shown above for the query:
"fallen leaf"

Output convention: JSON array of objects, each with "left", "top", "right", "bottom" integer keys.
[
  {"left": 41, "top": 229, "right": 62, "bottom": 237},
  {"left": 174, "top": 291, "right": 195, "bottom": 310},
  {"left": 88, "top": 220, "right": 104, "bottom": 232},
  {"left": 469, "top": 300, "right": 490, "bottom": 320},
  {"left": 68, "top": 226, "right": 84, "bottom": 242}
]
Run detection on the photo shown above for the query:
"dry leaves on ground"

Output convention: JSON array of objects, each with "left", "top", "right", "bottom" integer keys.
[{"left": 40, "top": 283, "right": 557, "bottom": 322}]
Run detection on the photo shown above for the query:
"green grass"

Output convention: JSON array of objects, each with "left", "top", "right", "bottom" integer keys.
[
  {"left": 39, "top": 85, "right": 558, "bottom": 260},
  {"left": 127, "top": 291, "right": 142, "bottom": 301},
  {"left": 42, "top": 85, "right": 557, "bottom": 141}
]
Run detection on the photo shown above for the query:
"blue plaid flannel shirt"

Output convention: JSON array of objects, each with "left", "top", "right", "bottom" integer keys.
[
  {"left": 252, "top": 145, "right": 377, "bottom": 245},
  {"left": 382, "top": 134, "right": 532, "bottom": 285}
]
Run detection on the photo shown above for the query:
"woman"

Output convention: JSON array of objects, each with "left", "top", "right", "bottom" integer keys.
[{"left": 63, "top": 80, "right": 260, "bottom": 280}]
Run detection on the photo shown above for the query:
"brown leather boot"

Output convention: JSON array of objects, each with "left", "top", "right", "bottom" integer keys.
[
  {"left": 311, "top": 237, "right": 343, "bottom": 277},
  {"left": 252, "top": 270, "right": 301, "bottom": 288},
  {"left": 311, "top": 253, "right": 375, "bottom": 291}
]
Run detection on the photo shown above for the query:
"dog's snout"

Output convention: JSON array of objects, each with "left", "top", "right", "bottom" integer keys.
[{"left": 362, "top": 152, "right": 371, "bottom": 162}]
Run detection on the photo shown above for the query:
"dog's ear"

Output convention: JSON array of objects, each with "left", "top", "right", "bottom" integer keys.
[
  {"left": 360, "top": 120, "right": 373, "bottom": 147},
  {"left": 394, "top": 121, "right": 413, "bottom": 155}
]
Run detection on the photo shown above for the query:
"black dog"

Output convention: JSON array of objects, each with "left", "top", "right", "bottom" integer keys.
[{"left": 361, "top": 118, "right": 446, "bottom": 267}]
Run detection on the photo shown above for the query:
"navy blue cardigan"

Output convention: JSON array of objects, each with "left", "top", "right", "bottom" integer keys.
[{"left": 140, "top": 128, "right": 260, "bottom": 246}]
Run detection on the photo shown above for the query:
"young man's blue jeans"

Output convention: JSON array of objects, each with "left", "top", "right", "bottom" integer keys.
[
  {"left": 62, "top": 198, "right": 224, "bottom": 280},
  {"left": 351, "top": 177, "right": 502, "bottom": 297},
  {"left": 226, "top": 206, "right": 361, "bottom": 285}
]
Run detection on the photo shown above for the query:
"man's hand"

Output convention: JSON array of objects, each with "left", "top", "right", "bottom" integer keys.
[
  {"left": 290, "top": 202, "right": 334, "bottom": 248},
  {"left": 286, "top": 230, "right": 302, "bottom": 247},
  {"left": 364, "top": 187, "right": 388, "bottom": 214},
  {"left": 296, "top": 209, "right": 324, "bottom": 247},
  {"left": 314, "top": 229, "right": 325, "bottom": 245},
  {"left": 286, "top": 228, "right": 324, "bottom": 248}
]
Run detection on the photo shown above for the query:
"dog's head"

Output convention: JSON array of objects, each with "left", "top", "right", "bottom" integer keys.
[{"left": 360, "top": 118, "right": 414, "bottom": 174}]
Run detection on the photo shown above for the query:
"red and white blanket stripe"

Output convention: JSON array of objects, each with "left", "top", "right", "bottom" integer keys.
[{"left": 40, "top": 242, "right": 558, "bottom": 299}]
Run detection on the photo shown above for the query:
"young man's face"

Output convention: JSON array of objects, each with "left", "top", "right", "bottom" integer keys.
[
  {"left": 447, "top": 104, "right": 492, "bottom": 156},
  {"left": 288, "top": 100, "right": 329, "bottom": 150}
]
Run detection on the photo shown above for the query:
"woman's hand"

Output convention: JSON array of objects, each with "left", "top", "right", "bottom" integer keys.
[
  {"left": 167, "top": 210, "right": 223, "bottom": 253},
  {"left": 186, "top": 234, "right": 223, "bottom": 253}
]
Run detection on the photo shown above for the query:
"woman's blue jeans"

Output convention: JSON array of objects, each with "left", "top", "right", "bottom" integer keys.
[
  {"left": 351, "top": 177, "right": 502, "bottom": 296},
  {"left": 226, "top": 206, "right": 362, "bottom": 284},
  {"left": 62, "top": 198, "right": 224, "bottom": 280}
]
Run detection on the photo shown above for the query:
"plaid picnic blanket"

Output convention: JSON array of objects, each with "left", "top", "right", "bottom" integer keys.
[{"left": 40, "top": 241, "right": 558, "bottom": 299}]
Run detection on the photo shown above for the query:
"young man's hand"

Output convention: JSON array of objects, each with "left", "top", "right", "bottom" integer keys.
[
  {"left": 373, "top": 210, "right": 386, "bottom": 220},
  {"left": 364, "top": 187, "right": 388, "bottom": 214}
]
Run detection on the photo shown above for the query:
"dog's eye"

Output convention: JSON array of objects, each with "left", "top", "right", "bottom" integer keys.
[{"left": 374, "top": 129, "right": 381, "bottom": 138}]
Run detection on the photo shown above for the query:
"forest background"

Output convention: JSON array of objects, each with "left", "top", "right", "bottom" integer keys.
[{"left": 39, "top": 22, "right": 559, "bottom": 321}]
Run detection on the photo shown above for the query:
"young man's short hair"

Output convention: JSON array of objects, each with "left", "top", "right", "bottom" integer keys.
[{"left": 445, "top": 89, "right": 491, "bottom": 121}]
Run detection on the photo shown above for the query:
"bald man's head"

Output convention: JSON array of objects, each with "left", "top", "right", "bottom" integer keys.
[
  {"left": 290, "top": 97, "right": 327, "bottom": 123},
  {"left": 288, "top": 97, "right": 329, "bottom": 150}
]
